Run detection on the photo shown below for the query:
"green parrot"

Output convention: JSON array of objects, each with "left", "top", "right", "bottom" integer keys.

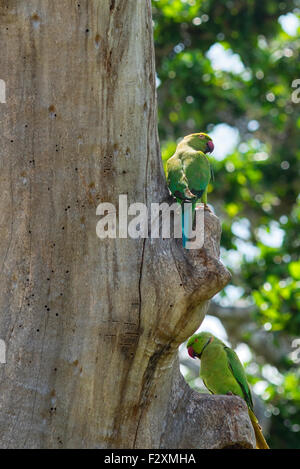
[
  {"left": 166, "top": 133, "right": 214, "bottom": 247},
  {"left": 187, "top": 332, "right": 269, "bottom": 450}
]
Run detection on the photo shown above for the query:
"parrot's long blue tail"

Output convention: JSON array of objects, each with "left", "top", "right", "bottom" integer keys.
[
  {"left": 181, "top": 202, "right": 196, "bottom": 248},
  {"left": 182, "top": 206, "right": 188, "bottom": 248}
]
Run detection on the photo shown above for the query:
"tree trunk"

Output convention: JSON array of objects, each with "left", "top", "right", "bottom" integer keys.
[{"left": 0, "top": 0, "right": 255, "bottom": 449}]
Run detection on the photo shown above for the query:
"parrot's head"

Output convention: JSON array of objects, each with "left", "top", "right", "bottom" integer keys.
[
  {"left": 184, "top": 133, "right": 214, "bottom": 154},
  {"left": 187, "top": 332, "right": 215, "bottom": 359}
]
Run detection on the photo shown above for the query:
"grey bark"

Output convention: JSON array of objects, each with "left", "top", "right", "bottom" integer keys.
[
  {"left": 161, "top": 367, "right": 255, "bottom": 449},
  {"left": 0, "top": 0, "right": 255, "bottom": 448}
]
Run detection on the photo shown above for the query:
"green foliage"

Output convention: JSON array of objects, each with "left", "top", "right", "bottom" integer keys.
[{"left": 153, "top": 0, "right": 300, "bottom": 448}]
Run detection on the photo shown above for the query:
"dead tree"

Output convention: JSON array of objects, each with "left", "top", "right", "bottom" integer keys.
[{"left": 0, "top": 0, "right": 255, "bottom": 448}]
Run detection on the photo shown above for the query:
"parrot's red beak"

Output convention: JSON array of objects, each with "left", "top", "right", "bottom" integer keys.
[
  {"left": 188, "top": 346, "right": 196, "bottom": 359},
  {"left": 206, "top": 141, "right": 214, "bottom": 153}
]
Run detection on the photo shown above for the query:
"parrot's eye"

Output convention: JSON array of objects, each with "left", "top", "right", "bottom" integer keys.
[{"left": 198, "top": 134, "right": 205, "bottom": 139}]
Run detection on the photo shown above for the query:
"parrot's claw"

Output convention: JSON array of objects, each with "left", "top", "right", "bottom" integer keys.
[
  {"left": 204, "top": 203, "right": 212, "bottom": 213},
  {"left": 226, "top": 392, "right": 234, "bottom": 396}
]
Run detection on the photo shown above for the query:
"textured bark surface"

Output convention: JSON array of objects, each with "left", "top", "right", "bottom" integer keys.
[
  {"left": 0, "top": 0, "right": 255, "bottom": 449},
  {"left": 161, "top": 366, "right": 255, "bottom": 449}
]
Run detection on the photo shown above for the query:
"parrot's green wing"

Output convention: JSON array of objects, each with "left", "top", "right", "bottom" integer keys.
[
  {"left": 202, "top": 378, "right": 215, "bottom": 395},
  {"left": 224, "top": 346, "right": 254, "bottom": 411},
  {"left": 183, "top": 151, "right": 211, "bottom": 199},
  {"left": 166, "top": 155, "right": 196, "bottom": 201}
]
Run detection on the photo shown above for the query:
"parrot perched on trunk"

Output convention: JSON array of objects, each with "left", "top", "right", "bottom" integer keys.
[
  {"left": 166, "top": 133, "right": 214, "bottom": 247},
  {"left": 187, "top": 332, "right": 269, "bottom": 450}
]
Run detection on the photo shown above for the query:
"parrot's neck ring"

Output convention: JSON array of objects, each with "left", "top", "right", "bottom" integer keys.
[{"left": 198, "top": 336, "right": 214, "bottom": 359}]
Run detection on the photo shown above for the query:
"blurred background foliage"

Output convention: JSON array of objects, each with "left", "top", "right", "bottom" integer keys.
[{"left": 152, "top": 0, "right": 300, "bottom": 449}]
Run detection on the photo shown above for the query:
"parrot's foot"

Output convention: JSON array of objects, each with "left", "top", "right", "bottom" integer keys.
[
  {"left": 204, "top": 203, "right": 212, "bottom": 213},
  {"left": 226, "top": 392, "right": 234, "bottom": 396}
]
